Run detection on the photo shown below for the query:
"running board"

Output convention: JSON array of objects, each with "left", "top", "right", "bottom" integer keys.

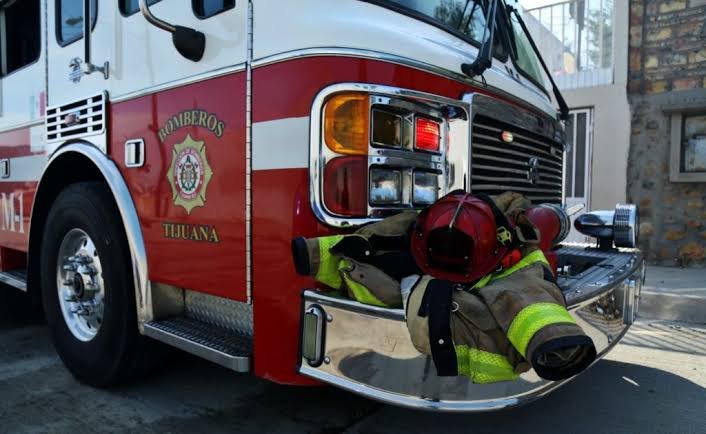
[
  {"left": 0, "top": 269, "right": 27, "bottom": 291},
  {"left": 143, "top": 317, "right": 251, "bottom": 372}
]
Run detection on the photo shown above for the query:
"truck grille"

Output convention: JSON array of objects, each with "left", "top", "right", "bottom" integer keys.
[{"left": 471, "top": 114, "right": 564, "bottom": 204}]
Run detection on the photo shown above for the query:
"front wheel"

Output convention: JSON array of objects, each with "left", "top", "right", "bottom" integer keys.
[{"left": 41, "top": 182, "right": 150, "bottom": 387}]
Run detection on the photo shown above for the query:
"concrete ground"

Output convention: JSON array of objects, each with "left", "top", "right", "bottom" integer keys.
[
  {"left": 1, "top": 289, "right": 705, "bottom": 434},
  {"left": 639, "top": 266, "right": 706, "bottom": 324}
]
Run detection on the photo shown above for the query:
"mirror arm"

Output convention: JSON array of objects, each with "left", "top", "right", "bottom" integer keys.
[
  {"left": 139, "top": 0, "right": 176, "bottom": 33},
  {"left": 139, "top": 0, "right": 205, "bottom": 62}
]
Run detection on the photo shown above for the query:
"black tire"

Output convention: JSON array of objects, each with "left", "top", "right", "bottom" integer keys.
[{"left": 41, "top": 182, "right": 150, "bottom": 387}]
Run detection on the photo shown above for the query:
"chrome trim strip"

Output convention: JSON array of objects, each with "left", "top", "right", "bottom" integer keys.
[
  {"left": 30, "top": 143, "right": 152, "bottom": 328},
  {"left": 110, "top": 63, "right": 247, "bottom": 104},
  {"left": 309, "top": 83, "right": 470, "bottom": 228},
  {"left": 251, "top": 47, "right": 551, "bottom": 109},
  {"left": 245, "top": 0, "right": 253, "bottom": 303},
  {"left": 0, "top": 120, "right": 44, "bottom": 135},
  {"left": 0, "top": 271, "right": 27, "bottom": 291}
]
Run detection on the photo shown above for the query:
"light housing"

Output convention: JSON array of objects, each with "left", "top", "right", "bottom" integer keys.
[
  {"left": 314, "top": 84, "right": 469, "bottom": 226},
  {"left": 324, "top": 93, "right": 370, "bottom": 155},
  {"left": 574, "top": 204, "right": 639, "bottom": 249}
]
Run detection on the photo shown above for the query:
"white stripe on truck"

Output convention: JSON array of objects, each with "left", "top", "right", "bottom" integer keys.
[{"left": 252, "top": 117, "right": 309, "bottom": 171}]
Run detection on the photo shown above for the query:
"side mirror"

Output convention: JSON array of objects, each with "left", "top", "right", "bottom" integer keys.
[{"left": 139, "top": 0, "right": 205, "bottom": 62}]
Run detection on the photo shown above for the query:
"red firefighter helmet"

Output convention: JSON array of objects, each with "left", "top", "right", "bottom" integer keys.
[{"left": 411, "top": 191, "right": 510, "bottom": 283}]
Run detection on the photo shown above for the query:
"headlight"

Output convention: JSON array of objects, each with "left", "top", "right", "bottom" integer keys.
[
  {"left": 413, "top": 171, "right": 439, "bottom": 205},
  {"left": 370, "top": 168, "right": 402, "bottom": 205}
]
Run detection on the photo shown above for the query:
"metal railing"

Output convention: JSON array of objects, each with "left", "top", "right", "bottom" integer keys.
[{"left": 524, "top": 0, "right": 614, "bottom": 89}]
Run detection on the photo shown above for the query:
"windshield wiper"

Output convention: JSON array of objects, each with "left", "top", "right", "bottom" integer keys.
[
  {"left": 507, "top": 4, "right": 570, "bottom": 121},
  {"left": 461, "top": 0, "right": 499, "bottom": 78}
]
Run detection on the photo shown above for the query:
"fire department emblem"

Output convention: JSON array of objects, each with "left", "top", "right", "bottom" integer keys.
[{"left": 168, "top": 134, "right": 213, "bottom": 214}]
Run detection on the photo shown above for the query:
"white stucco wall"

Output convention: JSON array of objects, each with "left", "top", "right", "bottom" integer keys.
[{"left": 562, "top": 1, "right": 630, "bottom": 211}]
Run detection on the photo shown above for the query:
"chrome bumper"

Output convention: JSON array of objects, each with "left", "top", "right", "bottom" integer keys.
[{"left": 299, "top": 246, "right": 644, "bottom": 412}]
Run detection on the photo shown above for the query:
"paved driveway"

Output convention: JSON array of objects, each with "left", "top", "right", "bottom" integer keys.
[{"left": 1, "top": 289, "right": 705, "bottom": 434}]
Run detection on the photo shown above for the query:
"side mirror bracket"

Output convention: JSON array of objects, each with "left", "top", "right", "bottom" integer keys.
[{"left": 139, "top": 0, "right": 205, "bottom": 62}]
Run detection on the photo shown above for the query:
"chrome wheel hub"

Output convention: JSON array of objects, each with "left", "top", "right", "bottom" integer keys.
[{"left": 56, "top": 229, "right": 105, "bottom": 342}]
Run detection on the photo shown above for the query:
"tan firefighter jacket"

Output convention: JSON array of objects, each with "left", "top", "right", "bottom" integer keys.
[{"left": 405, "top": 249, "right": 596, "bottom": 383}]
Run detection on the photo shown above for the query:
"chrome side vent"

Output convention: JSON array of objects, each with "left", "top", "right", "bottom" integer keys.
[{"left": 46, "top": 93, "right": 107, "bottom": 143}]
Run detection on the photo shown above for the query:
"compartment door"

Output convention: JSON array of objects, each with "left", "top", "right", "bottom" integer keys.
[
  {"left": 0, "top": 0, "right": 46, "bottom": 253},
  {"left": 110, "top": 0, "right": 249, "bottom": 301}
]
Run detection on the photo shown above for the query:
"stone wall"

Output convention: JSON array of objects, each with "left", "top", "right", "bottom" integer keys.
[{"left": 627, "top": 0, "right": 706, "bottom": 266}]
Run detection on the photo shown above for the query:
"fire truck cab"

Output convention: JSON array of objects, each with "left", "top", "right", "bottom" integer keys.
[{"left": 0, "top": 0, "right": 643, "bottom": 411}]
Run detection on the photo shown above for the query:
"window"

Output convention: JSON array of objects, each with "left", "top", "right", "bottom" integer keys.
[
  {"left": 507, "top": 10, "right": 546, "bottom": 92},
  {"left": 120, "top": 0, "right": 161, "bottom": 16},
  {"left": 57, "top": 0, "right": 97, "bottom": 46},
  {"left": 670, "top": 112, "right": 706, "bottom": 182},
  {"left": 193, "top": 0, "right": 235, "bottom": 19},
  {"left": 1, "top": 0, "right": 41, "bottom": 76},
  {"left": 361, "top": 0, "right": 507, "bottom": 59}
]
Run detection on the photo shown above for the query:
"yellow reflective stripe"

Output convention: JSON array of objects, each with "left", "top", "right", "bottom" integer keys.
[
  {"left": 507, "top": 303, "right": 576, "bottom": 357},
  {"left": 472, "top": 273, "right": 494, "bottom": 290},
  {"left": 472, "top": 250, "right": 549, "bottom": 290},
  {"left": 338, "top": 260, "right": 388, "bottom": 307},
  {"left": 455, "top": 345, "right": 519, "bottom": 384},
  {"left": 493, "top": 250, "right": 549, "bottom": 281},
  {"left": 314, "top": 235, "right": 344, "bottom": 289}
]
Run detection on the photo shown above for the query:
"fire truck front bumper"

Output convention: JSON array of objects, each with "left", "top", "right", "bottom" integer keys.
[{"left": 298, "top": 246, "right": 644, "bottom": 412}]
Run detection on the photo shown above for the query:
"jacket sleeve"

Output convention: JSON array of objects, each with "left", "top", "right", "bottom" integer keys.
[{"left": 475, "top": 262, "right": 596, "bottom": 380}]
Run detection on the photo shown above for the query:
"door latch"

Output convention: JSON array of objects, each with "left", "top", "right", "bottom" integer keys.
[
  {"left": 125, "top": 139, "right": 145, "bottom": 168},
  {"left": 0, "top": 159, "right": 10, "bottom": 179}
]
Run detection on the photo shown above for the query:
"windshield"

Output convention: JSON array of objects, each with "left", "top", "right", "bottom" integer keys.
[
  {"left": 368, "top": 0, "right": 507, "bottom": 58},
  {"left": 505, "top": 3, "right": 547, "bottom": 92}
]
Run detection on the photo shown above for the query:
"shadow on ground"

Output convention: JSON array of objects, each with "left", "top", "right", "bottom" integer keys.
[
  {"left": 0, "top": 286, "right": 44, "bottom": 330},
  {"left": 1, "top": 287, "right": 703, "bottom": 434}
]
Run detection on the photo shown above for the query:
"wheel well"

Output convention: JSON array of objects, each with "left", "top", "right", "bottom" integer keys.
[{"left": 27, "top": 152, "right": 106, "bottom": 300}]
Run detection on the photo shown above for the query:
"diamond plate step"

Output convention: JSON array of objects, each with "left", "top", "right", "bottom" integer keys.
[
  {"left": 144, "top": 317, "right": 251, "bottom": 372},
  {"left": 0, "top": 269, "right": 27, "bottom": 291}
]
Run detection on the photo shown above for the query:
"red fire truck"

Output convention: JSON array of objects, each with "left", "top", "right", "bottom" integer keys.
[{"left": 0, "top": 0, "right": 643, "bottom": 411}]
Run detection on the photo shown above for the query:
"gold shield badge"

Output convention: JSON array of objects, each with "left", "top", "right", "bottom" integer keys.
[{"left": 167, "top": 134, "right": 214, "bottom": 215}]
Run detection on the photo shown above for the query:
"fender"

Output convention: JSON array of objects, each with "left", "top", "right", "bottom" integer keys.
[{"left": 29, "top": 142, "right": 153, "bottom": 328}]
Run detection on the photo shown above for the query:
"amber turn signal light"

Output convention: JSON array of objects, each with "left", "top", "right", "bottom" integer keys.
[{"left": 324, "top": 93, "right": 370, "bottom": 155}]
